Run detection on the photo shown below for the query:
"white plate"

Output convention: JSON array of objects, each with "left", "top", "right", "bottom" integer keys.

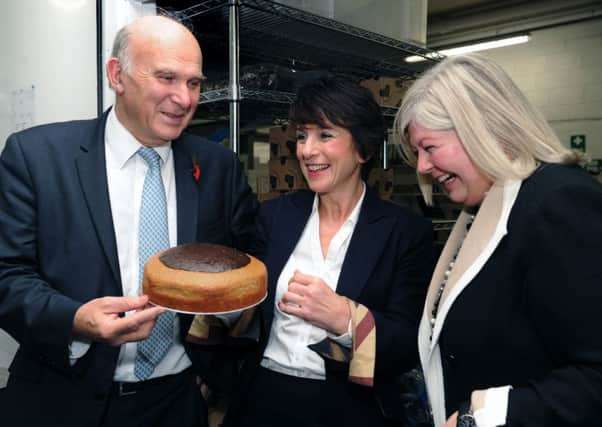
[{"left": 149, "top": 292, "right": 267, "bottom": 315}]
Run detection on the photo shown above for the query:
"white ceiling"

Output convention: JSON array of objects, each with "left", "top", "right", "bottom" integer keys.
[
  {"left": 426, "top": 0, "right": 602, "bottom": 46},
  {"left": 428, "top": 0, "right": 500, "bottom": 16}
]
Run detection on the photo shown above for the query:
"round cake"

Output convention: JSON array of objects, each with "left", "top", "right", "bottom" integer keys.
[{"left": 143, "top": 243, "right": 267, "bottom": 313}]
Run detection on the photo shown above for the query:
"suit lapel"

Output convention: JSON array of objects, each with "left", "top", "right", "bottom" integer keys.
[
  {"left": 427, "top": 180, "right": 521, "bottom": 351},
  {"left": 440, "top": 200, "right": 500, "bottom": 303},
  {"left": 75, "top": 112, "right": 121, "bottom": 289},
  {"left": 337, "top": 188, "right": 393, "bottom": 300},
  {"left": 173, "top": 137, "right": 199, "bottom": 245},
  {"left": 423, "top": 212, "right": 472, "bottom": 323},
  {"left": 261, "top": 191, "right": 313, "bottom": 332}
]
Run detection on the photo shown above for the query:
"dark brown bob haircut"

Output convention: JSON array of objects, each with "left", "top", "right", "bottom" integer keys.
[{"left": 289, "top": 76, "right": 385, "bottom": 179}]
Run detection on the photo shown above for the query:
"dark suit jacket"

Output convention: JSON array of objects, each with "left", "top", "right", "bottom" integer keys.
[
  {"left": 225, "top": 188, "right": 434, "bottom": 426},
  {"left": 0, "top": 110, "right": 258, "bottom": 426},
  {"left": 421, "top": 164, "right": 602, "bottom": 427}
]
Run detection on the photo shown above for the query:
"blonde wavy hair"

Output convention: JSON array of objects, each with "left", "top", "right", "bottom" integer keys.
[{"left": 394, "top": 53, "right": 580, "bottom": 204}]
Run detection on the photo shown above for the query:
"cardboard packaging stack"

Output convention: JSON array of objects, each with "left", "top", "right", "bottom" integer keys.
[
  {"left": 268, "top": 125, "right": 308, "bottom": 192},
  {"left": 269, "top": 124, "right": 297, "bottom": 159},
  {"left": 368, "top": 167, "right": 394, "bottom": 200},
  {"left": 240, "top": 132, "right": 270, "bottom": 197},
  {"left": 360, "top": 77, "right": 414, "bottom": 108},
  {"left": 255, "top": 124, "right": 308, "bottom": 202}
]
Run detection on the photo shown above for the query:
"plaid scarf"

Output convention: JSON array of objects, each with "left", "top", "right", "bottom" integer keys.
[
  {"left": 186, "top": 308, "right": 257, "bottom": 344},
  {"left": 309, "top": 298, "right": 376, "bottom": 386},
  {"left": 186, "top": 298, "right": 376, "bottom": 386}
]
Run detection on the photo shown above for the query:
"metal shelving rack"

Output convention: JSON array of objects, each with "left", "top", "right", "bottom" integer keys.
[
  {"left": 200, "top": 88, "right": 398, "bottom": 117},
  {"left": 201, "top": 88, "right": 295, "bottom": 105},
  {"left": 162, "top": 0, "right": 443, "bottom": 153}
]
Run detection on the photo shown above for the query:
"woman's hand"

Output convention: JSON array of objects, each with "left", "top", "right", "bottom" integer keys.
[
  {"left": 444, "top": 412, "right": 458, "bottom": 427},
  {"left": 278, "top": 270, "right": 350, "bottom": 335}
]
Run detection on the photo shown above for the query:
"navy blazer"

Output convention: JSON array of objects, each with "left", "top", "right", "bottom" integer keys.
[
  {"left": 225, "top": 188, "right": 434, "bottom": 426},
  {"left": 0, "top": 110, "right": 257, "bottom": 426}
]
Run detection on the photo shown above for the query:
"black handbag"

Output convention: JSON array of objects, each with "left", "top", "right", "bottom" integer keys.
[{"left": 375, "top": 367, "right": 434, "bottom": 427}]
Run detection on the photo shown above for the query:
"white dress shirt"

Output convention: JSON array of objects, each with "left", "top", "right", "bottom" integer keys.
[
  {"left": 69, "top": 109, "right": 191, "bottom": 381},
  {"left": 260, "top": 184, "right": 365, "bottom": 380}
]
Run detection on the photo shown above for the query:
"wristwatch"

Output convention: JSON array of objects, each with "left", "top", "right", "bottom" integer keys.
[{"left": 457, "top": 400, "right": 477, "bottom": 427}]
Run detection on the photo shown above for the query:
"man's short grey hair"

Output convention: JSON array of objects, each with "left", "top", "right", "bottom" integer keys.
[
  {"left": 110, "top": 15, "right": 193, "bottom": 74},
  {"left": 110, "top": 25, "right": 132, "bottom": 73}
]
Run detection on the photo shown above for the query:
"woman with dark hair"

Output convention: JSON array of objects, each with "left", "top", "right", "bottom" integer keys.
[{"left": 223, "top": 76, "right": 434, "bottom": 427}]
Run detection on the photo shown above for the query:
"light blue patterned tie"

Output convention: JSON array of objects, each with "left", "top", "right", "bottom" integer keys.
[{"left": 134, "top": 146, "right": 174, "bottom": 380}]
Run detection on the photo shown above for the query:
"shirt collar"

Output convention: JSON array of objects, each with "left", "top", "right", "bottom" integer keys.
[
  {"left": 310, "top": 181, "right": 366, "bottom": 226},
  {"left": 105, "top": 108, "right": 172, "bottom": 168}
]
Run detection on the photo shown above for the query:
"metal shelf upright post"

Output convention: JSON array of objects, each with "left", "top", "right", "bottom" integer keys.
[{"left": 229, "top": 0, "right": 240, "bottom": 153}]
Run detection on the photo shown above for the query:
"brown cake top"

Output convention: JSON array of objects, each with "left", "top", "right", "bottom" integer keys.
[{"left": 159, "top": 243, "right": 250, "bottom": 273}]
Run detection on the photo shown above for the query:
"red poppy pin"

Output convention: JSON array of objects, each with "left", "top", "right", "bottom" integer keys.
[{"left": 192, "top": 154, "right": 201, "bottom": 182}]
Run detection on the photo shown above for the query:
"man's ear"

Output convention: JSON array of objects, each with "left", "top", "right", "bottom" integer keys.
[{"left": 106, "top": 58, "right": 124, "bottom": 93}]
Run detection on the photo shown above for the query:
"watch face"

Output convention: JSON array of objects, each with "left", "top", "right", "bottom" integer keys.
[{"left": 457, "top": 414, "right": 477, "bottom": 427}]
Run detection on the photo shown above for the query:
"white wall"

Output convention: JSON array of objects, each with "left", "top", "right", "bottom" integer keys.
[
  {"left": 0, "top": 0, "right": 157, "bottom": 151},
  {"left": 102, "top": 0, "right": 156, "bottom": 111},
  {"left": 478, "top": 19, "right": 602, "bottom": 159},
  {"left": 0, "top": 0, "right": 98, "bottom": 152}
]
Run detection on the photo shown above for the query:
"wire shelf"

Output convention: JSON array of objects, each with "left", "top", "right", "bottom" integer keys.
[
  {"left": 160, "top": 0, "right": 443, "bottom": 79},
  {"left": 200, "top": 88, "right": 399, "bottom": 121}
]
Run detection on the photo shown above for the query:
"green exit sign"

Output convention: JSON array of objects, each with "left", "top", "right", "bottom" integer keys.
[{"left": 570, "top": 134, "right": 586, "bottom": 152}]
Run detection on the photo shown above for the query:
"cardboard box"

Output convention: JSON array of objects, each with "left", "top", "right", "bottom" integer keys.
[
  {"left": 246, "top": 168, "right": 271, "bottom": 195},
  {"left": 268, "top": 157, "right": 307, "bottom": 191},
  {"left": 360, "top": 77, "right": 414, "bottom": 108},
  {"left": 368, "top": 167, "right": 394, "bottom": 200},
  {"left": 269, "top": 125, "right": 297, "bottom": 159},
  {"left": 245, "top": 169, "right": 258, "bottom": 194},
  {"left": 256, "top": 173, "right": 271, "bottom": 194},
  {"left": 359, "top": 78, "right": 381, "bottom": 104}
]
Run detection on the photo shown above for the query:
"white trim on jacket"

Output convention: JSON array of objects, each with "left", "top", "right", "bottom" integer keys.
[{"left": 418, "top": 179, "right": 521, "bottom": 427}]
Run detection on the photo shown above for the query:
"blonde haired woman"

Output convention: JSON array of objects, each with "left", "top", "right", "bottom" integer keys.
[{"left": 396, "top": 53, "right": 602, "bottom": 427}]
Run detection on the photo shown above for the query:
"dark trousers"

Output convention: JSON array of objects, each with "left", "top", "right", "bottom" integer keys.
[
  {"left": 232, "top": 366, "right": 390, "bottom": 427},
  {"left": 236, "top": 367, "right": 327, "bottom": 427},
  {"left": 100, "top": 368, "right": 207, "bottom": 427}
]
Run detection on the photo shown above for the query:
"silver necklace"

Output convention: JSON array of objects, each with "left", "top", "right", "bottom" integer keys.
[{"left": 429, "top": 213, "right": 475, "bottom": 341}]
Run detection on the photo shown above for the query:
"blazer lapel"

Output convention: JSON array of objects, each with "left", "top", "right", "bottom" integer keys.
[
  {"left": 423, "top": 212, "right": 472, "bottom": 326},
  {"left": 337, "top": 188, "right": 393, "bottom": 300},
  {"left": 173, "top": 138, "right": 199, "bottom": 245},
  {"left": 261, "top": 191, "right": 313, "bottom": 331},
  {"left": 427, "top": 180, "right": 522, "bottom": 351},
  {"left": 75, "top": 112, "right": 121, "bottom": 290}
]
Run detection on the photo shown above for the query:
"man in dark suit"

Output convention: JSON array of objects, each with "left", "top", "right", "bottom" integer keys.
[{"left": 0, "top": 15, "right": 257, "bottom": 427}]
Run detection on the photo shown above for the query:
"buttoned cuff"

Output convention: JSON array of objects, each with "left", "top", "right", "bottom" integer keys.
[
  {"left": 68, "top": 338, "right": 91, "bottom": 366},
  {"left": 327, "top": 318, "right": 353, "bottom": 348},
  {"left": 473, "top": 385, "right": 512, "bottom": 427}
]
